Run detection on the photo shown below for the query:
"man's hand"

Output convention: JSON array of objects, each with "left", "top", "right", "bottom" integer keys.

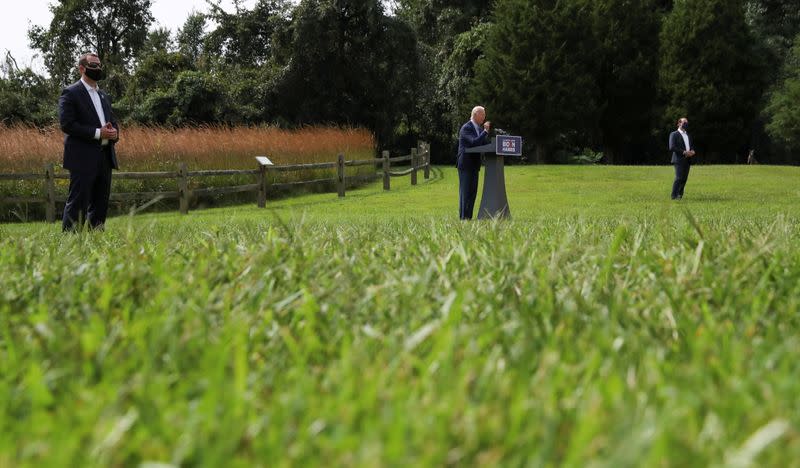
[
  {"left": 483, "top": 121, "right": 491, "bottom": 131},
  {"left": 686, "top": 150, "right": 695, "bottom": 158},
  {"left": 100, "top": 122, "right": 118, "bottom": 140}
]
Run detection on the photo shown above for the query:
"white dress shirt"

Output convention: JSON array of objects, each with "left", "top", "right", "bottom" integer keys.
[
  {"left": 81, "top": 77, "right": 109, "bottom": 146},
  {"left": 472, "top": 120, "right": 484, "bottom": 136},
  {"left": 678, "top": 128, "right": 690, "bottom": 153}
]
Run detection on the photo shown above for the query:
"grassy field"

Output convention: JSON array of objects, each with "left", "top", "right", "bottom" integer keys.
[{"left": 1, "top": 165, "right": 799, "bottom": 467}]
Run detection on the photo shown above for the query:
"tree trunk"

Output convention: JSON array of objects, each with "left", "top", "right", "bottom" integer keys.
[
  {"left": 605, "top": 147, "right": 616, "bottom": 165},
  {"left": 535, "top": 144, "right": 546, "bottom": 164}
]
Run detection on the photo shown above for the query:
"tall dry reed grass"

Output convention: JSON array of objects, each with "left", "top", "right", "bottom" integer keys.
[
  {"left": 0, "top": 125, "right": 376, "bottom": 172},
  {"left": 1, "top": 125, "right": 377, "bottom": 221}
]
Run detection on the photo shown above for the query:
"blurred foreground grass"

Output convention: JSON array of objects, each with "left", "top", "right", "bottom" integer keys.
[{"left": 1, "top": 165, "right": 799, "bottom": 466}]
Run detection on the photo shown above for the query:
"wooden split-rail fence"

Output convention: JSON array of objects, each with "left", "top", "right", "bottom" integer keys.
[{"left": 0, "top": 142, "right": 431, "bottom": 222}]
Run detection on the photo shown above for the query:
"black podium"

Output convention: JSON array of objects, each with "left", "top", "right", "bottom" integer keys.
[{"left": 466, "top": 137, "right": 521, "bottom": 219}]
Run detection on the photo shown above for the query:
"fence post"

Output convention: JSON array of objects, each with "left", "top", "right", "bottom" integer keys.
[
  {"left": 382, "top": 150, "right": 390, "bottom": 191},
  {"left": 337, "top": 153, "right": 345, "bottom": 198},
  {"left": 44, "top": 163, "right": 56, "bottom": 223},
  {"left": 422, "top": 141, "right": 430, "bottom": 180},
  {"left": 178, "top": 162, "right": 189, "bottom": 214},
  {"left": 257, "top": 163, "right": 267, "bottom": 208},
  {"left": 410, "top": 148, "right": 418, "bottom": 186}
]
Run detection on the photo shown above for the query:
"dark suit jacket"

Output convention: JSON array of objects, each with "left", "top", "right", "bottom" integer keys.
[
  {"left": 59, "top": 80, "right": 119, "bottom": 172},
  {"left": 669, "top": 130, "right": 695, "bottom": 164},
  {"left": 457, "top": 120, "right": 489, "bottom": 171}
]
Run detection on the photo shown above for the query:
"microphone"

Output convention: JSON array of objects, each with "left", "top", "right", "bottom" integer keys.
[{"left": 495, "top": 128, "right": 509, "bottom": 135}]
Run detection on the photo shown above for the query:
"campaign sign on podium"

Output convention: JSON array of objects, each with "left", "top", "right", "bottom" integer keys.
[
  {"left": 496, "top": 135, "right": 522, "bottom": 156},
  {"left": 465, "top": 136, "right": 523, "bottom": 219}
]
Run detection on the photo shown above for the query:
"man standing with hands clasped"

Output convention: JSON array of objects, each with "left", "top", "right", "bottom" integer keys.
[
  {"left": 60, "top": 52, "right": 119, "bottom": 231},
  {"left": 669, "top": 117, "right": 695, "bottom": 200},
  {"left": 457, "top": 106, "right": 491, "bottom": 220}
]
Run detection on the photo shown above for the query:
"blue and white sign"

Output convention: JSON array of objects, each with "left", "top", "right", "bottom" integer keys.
[{"left": 496, "top": 135, "right": 522, "bottom": 156}]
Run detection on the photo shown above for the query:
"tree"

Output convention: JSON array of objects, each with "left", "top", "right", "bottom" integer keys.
[
  {"left": 118, "top": 50, "right": 195, "bottom": 122},
  {"left": 0, "top": 53, "right": 56, "bottom": 126},
  {"left": 745, "top": 0, "right": 800, "bottom": 163},
  {"left": 177, "top": 12, "right": 207, "bottom": 66},
  {"left": 394, "top": 0, "right": 492, "bottom": 161},
  {"left": 167, "top": 71, "right": 226, "bottom": 125},
  {"left": 746, "top": 0, "right": 800, "bottom": 72},
  {"left": 142, "top": 27, "right": 174, "bottom": 54},
  {"left": 28, "top": 0, "right": 154, "bottom": 86},
  {"left": 473, "top": 0, "right": 599, "bottom": 163},
  {"left": 395, "top": 0, "right": 489, "bottom": 48},
  {"left": 584, "top": 0, "right": 661, "bottom": 164},
  {"left": 274, "top": 0, "right": 419, "bottom": 146},
  {"left": 203, "top": 0, "right": 291, "bottom": 68},
  {"left": 438, "top": 23, "right": 492, "bottom": 131},
  {"left": 659, "top": 0, "right": 766, "bottom": 162},
  {"left": 130, "top": 70, "right": 226, "bottom": 125},
  {"left": 764, "top": 33, "right": 800, "bottom": 160}
]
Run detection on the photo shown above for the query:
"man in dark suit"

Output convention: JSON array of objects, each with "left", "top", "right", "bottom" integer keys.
[
  {"left": 60, "top": 52, "right": 119, "bottom": 231},
  {"left": 668, "top": 117, "right": 695, "bottom": 200},
  {"left": 457, "top": 106, "right": 491, "bottom": 219}
]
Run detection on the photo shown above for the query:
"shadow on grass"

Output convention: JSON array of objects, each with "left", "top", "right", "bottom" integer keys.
[
  {"left": 253, "top": 166, "right": 449, "bottom": 213},
  {"left": 682, "top": 193, "right": 731, "bottom": 202}
]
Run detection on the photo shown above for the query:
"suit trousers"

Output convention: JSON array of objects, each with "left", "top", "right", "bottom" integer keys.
[
  {"left": 62, "top": 148, "right": 113, "bottom": 231},
  {"left": 671, "top": 159, "right": 691, "bottom": 200},
  {"left": 458, "top": 166, "right": 480, "bottom": 220}
]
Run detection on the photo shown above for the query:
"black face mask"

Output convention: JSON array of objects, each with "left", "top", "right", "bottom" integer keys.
[
  {"left": 681, "top": 122, "right": 688, "bottom": 130},
  {"left": 84, "top": 67, "right": 104, "bottom": 81}
]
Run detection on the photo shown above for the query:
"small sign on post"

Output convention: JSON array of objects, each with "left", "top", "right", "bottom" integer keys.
[
  {"left": 255, "top": 156, "right": 274, "bottom": 166},
  {"left": 496, "top": 136, "right": 523, "bottom": 156},
  {"left": 255, "top": 156, "right": 272, "bottom": 208}
]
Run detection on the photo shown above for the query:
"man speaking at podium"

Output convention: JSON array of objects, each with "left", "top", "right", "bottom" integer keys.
[{"left": 457, "top": 106, "right": 491, "bottom": 220}]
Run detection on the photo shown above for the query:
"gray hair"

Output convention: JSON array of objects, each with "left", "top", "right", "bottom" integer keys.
[{"left": 471, "top": 106, "right": 485, "bottom": 118}]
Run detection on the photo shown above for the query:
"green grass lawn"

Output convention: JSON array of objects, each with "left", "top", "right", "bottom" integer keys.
[{"left": 1, "top": 165, "right": 799, "bottom": 467}]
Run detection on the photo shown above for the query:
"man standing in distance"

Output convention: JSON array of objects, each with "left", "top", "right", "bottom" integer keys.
[
  {"left": 457, "top": 106, "right": 491, "bottom": 219},
  {"left": 60, "top": 52, "right": 119, "bottom": 231},
  {"left": 669, "top": 117, "right": 695, "bottom": 200}
]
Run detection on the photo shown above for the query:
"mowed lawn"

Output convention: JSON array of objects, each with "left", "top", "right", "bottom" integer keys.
[{"left": 1, "top": 165, "right": 799, "bottom": 467}]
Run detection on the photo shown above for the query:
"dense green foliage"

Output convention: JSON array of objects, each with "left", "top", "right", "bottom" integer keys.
[
  {"left": 1, "top": 0, "right": 799, "bottom": 163},
  {"left": 0, "top": 54, "right": 54, "bottom": 127},
  {"left": 745, "top": 0, "right": 800, "bottom": 76},
  {"left": 398, "top": 0, "right": 799, "bottom": 163},
  {"left": 473, "top": 0, "right": 663, "bottom": 163},
  {"left": 659, "top": 0, "right": 766, "bottom": 162},
  {"left": 27, "top": 0, "right": 155, "bottom": 91},
  {"left": 271, "top": 0, "right": 418, "bottom": 146},
  {"left": 586, "top": 0, "right": 661, "bottom": 164},
  {"left": 764, "top": 33, "right": 800, "bottom": 152},
  {"left": 473, "top": 0, "right": 598, "bottom": 163},
  {"left": 2, "top": 166, "right": 799, "bottom": 465}
]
